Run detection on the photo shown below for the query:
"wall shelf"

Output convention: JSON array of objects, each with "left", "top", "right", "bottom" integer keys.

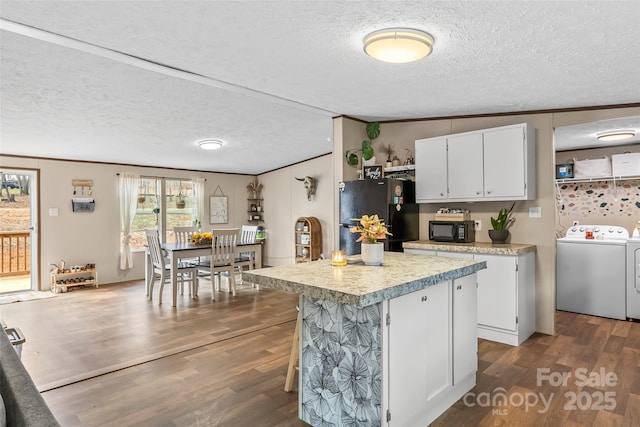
[
  {"left": 384, "top": 164, "right": 415, "bottom": 172},
  {"left": 248, "top": 198, "right": 264, "bottom": 223}
]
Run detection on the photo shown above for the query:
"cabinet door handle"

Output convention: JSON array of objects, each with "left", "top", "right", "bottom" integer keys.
[
  {"left": 487, "top": 190, "right": 492, "bottom": 194},
  {"left": 457, "top": 285, "right": 462, "bottom": 290},
  {"left": 440, "top": 192, "right": 444, "bottom": 197},
  {"left": 476, "top": 191, "right": 481, "bottom": 195},
  {"left": 421, "top": 295, "right": 428, "bottom": 302}
]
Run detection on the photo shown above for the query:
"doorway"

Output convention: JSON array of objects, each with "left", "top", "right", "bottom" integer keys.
[{"left": 0, "top": 168, "right": 38, "bottom": 294}]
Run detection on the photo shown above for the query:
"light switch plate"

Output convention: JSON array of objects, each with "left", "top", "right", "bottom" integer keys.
[
  {"left": 529, "top": 207, "right": 542, "bottom": 218},
  {"left": 474, "top": 220, "right": 481, "bottom": 231},
  {"left": 49, "top": 208, "right": 58, "bottom": 217}
]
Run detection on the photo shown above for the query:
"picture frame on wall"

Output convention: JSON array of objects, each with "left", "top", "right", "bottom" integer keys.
[{"left": 209, "top": 196, "right": 228, "bottom": 224}]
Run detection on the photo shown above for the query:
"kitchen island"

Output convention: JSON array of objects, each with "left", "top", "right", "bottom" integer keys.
[{"left": 244, "top": 251, "right": 486, "bottom": 427}]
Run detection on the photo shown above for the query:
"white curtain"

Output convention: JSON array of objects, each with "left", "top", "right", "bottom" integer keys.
[
  {"left": 119, "top": 173, "right": 140, "bottom": 269},
  {"left": 193, "top": 178, "right": 205, "bottom": 230}
]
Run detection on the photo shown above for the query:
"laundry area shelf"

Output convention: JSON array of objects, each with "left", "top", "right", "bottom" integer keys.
[{"left": 555, "top": 175, "right": 640, "bottom": 184}]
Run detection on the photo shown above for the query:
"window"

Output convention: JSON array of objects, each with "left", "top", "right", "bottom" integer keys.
[
  {"left": 127, "top": 177, "right": 196, "bottom": 250},
  {"left": 164, "top": 179, "right": 195, "bottom": 243}
]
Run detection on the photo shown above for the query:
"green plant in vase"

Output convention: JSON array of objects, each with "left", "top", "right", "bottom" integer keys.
[
  {"left": 346, "top": 122, "right": 380, "bottom": 167},
  {"left": 489, "top": 202, "right": 515, "bottom": 243}
]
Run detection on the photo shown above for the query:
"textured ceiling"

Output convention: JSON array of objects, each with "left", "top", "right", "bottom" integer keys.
[
  {"left": 1, "top": 1, "right": 639, "bottom": 174},
  {"left": 555, "top": 115, "right": 640, "bottom": 152}
]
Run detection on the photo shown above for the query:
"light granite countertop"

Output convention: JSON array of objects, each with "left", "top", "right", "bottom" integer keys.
[
  {"left": 403, "top": 240, "right": 537, "bottom": 256},
  {"left": 243, "top": 251, "right": 486, "bottom": 307}
]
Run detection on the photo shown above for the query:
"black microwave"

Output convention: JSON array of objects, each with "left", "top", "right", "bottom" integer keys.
[{"left": 429, "top": 220, "right": 475, "bottom": 243}]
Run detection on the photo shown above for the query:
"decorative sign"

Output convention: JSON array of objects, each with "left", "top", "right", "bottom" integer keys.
[
  {"left": 363, "top": 165, "right": 384, "bottom": 180},
  {"left": 209, "top": 196, "right": 228, "bottom": 224}
]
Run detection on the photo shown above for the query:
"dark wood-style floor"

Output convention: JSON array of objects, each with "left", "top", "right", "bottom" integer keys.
[{"left": 2, "top": 279, "right": 640, "bottom": 426}]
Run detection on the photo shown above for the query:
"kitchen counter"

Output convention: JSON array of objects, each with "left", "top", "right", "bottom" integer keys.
[
  {"left": 244, "top": 251, "right": 486, "bottom": 427},
  {"left": 243, "top": 251, "right": 485, "bottom": 307},
  {"left": 403, "top": 240, "right": 537, "bottom": 256}
]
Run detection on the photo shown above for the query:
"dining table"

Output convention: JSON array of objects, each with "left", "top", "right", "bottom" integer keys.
[{"left": 145, "top": 241, "right": 263, "bottom": 307}]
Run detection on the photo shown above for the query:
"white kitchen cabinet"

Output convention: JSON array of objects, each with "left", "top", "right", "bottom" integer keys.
[
  {"left": 447, "top": 132, "right": 484, "bottom": 199},
  {"left": 384, "top": 275, "right": 478, "bottom": 426},
  {"left": 483, "top": 125, "right": 531, "bottom": 198},
  {"left": 476, "top": 252, "right": 536, "bottom": 345},
  {"left": 415, "top": 137, "right": 448, "bottom": 200},
  {"left": 404, "top": 248, "right": 536, "bottom": 346},
  {"left": 415, "top": 123, "right": 536, "bottom": 202},
  {"left": 453, "top": 274, "right": 477, "bottom": 385},
  {"left": 388, "top": 281, "right": 451, "bottom": 427},
  {"left": 476, "top": 254, "right": 518, "bottom": 331}
]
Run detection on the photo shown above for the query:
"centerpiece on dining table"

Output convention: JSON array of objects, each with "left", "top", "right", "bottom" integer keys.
[
  {"left": 349, "top": 214, "right": 391, "bottom": 266},
  {"left": 191, "top": 232, "right": 213, "bottom": 245}
]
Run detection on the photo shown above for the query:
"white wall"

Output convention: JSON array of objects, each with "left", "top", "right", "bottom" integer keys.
[
  {"left": 0, "top": 155, "right": 255, "bottom": 289},
  {"left": 259, "top": 154, "right": 334, "bottom": 266}
]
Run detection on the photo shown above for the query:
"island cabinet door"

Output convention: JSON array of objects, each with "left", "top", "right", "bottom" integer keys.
[
  {"left": 387, "top": 281, "right": 452, "bottom": 426},
  {"left": 453, "top": 274, "right": 478, "bottom": 385}
]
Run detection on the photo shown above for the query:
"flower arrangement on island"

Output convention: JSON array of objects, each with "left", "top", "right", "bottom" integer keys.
[
  {"left": 191, "top": 232, "right": 213, "bottom": 245},
  {"left": 349, "top": 214, "right": 392, "bottom": 243}
]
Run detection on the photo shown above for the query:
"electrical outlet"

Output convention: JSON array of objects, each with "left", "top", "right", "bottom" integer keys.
[{"left": 474, "top": 220, "right": 481, "bottom": 231}]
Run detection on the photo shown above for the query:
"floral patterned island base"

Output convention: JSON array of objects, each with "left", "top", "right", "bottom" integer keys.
[{"left": 300, "top": 296, "right": 382, "bottom": 426}]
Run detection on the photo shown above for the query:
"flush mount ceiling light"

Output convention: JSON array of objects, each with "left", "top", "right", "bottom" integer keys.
[
  {"left": 363, "top": 28, "right": 434, "bottom": 63},
  {"left": 198, "top": 139, "right": 223, "bottom": 150},
  {"left": 596, "top": 131, "right": 636, "bottom": 142}
]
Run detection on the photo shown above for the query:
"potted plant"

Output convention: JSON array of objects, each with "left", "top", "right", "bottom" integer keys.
[
  {"left": 349, "top": 214, "right": 392, "bottom": 265},
  {"left": 381, "top": 143, "right": 395, "bottom": 168},
  {"left": 489, "top": 202, "right": 515, "bottom": 243},
  {"left": 346, "top": 122, "right": 380, "bottom": 167}
]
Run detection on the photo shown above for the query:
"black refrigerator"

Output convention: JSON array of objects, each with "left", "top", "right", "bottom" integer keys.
[{"left": 339, "top": 179, "right": 419, "bottom": 255}]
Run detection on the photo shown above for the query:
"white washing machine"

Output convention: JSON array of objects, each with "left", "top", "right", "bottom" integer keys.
[
  {"left": 626, "top": 235, "right": 640, "bottom": 320},
  {"left": 556, "top": 225, "right": 628, "bottom": 320}
]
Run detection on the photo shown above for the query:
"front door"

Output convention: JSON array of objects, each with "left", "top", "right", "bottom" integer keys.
[{"left": 0, "top": 168, "right": 38, "bottom": 293}]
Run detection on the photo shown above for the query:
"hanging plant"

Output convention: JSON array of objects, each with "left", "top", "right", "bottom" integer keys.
[
  {"left": 137, "top": 182, "right": 146, "bottom": 204},
  {"left": 152, "top": 207, "right": 160, "bottom": 225},
  {"left": 176, "top": 181, "right": 186, "bottom": 209},
  {"left": 176, "top": 196, "right": 186, "bottom": 209}
]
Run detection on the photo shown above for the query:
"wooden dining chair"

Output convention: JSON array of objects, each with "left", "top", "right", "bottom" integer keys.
[
  {"left": 236, "top": 225, "right": 258, "bottom": 286},
  {"left": 173, "top": 225, "right": 200, "bottom": 268},
  {"left": 195, "top": 228, "right": 238, "bottom": 300},
  {"left": 145, "top": 229, "right": 199, "bottom": 304}
]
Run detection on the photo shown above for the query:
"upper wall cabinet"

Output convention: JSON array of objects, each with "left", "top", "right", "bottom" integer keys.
[{"left": 415, "top": 123, "right": 536, "bottom": 203}]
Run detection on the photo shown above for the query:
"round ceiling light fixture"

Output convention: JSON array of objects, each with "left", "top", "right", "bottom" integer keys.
[
  {"left": 363, "top": 28, "right": 434, "bottom": 63},
  {"left": 596, "top": 131, "right": 636, "bottom": 142},
  {"left": 198, "top": 139, "right": 223, "bottom": 150}
]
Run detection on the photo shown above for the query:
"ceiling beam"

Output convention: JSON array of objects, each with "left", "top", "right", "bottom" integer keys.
[{"left": 0, "top": 18, "right": 336, "bottom": 117}]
